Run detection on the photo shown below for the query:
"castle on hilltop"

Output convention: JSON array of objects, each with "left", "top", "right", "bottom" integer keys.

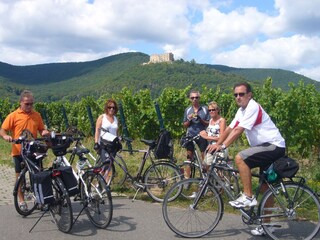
[{"left": 143, "top": 53, "right": 174, "bottom": 65}]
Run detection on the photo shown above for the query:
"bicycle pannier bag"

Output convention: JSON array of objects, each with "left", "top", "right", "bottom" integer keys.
[
  {"left": 273, "top": 156, "right": 299, "bottom": 178},
  {"left": 32, "top": 170, "right": 54, "bottom": 204},
  {"left": 154, "top": 129, "right": 174, "bottom": 160},
  {"left": 58, "top": 166, "right": 79, "bottom": 196}
]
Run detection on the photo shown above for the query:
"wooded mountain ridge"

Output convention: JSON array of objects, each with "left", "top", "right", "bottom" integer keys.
[{"left": 0, "top": 52, "right": 318, "bottom": 102}]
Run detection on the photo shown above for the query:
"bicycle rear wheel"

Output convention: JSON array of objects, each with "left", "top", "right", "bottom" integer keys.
[
  {"left": 13, "top": 169, "right": 37, "bottom": 216},
  {"left": 144, "top": 162, "right": 182, "bottom": 202},
  {"left": 162, "top": 178, "right": 223, "bottom": 238},
  {"left": 50, "top": 176, "right": 73, "bottom": 233},
  {"left": 259, "top": 182, "right": 320, "bottom": 240},
  {"left": 81, "top": 171, "right": 113, "bottom": 228}
]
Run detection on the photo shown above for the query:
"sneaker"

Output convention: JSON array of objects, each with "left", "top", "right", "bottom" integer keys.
[
  {"left": 19, "top": 202, "right": 28, "bottom": 211},
  {"left": 251, "top": 226, "right": 275, "bottom": 236},
  {"left": 229, "top": 193, "right": 257, "bottom": 208}
]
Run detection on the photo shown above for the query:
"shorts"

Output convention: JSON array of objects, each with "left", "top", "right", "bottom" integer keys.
[
  {"left": 239, "top": 143, "right": 286, "bottom": 174},
  {"left": 13, "top": 155, "right": 24, "bottom": 173},
  {"left": 185, "top": 136, "right": 208, "bottom": 153}
]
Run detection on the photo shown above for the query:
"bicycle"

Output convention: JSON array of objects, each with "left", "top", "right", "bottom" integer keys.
[
  {"left": 12, "top": 132, "right": 73, "bottom": 233},
  {"left": 50, "top": 132, "right": 113, "bottom": 229},
  {"left": 96, "top": 128, "right": 182, "bottom": 202},
  {"left": 179, "top": 134, "right": 240, "bottom": 198},
  {"left": 162, "top": 152, "right": 320, "bottom": 239}
]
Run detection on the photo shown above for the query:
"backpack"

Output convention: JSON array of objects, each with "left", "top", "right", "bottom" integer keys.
[
  {"left": 153, "top": 129, "right": 174, "bottom": 160},
  {"left": 32, "top": 170, "right": 55, "bottom": 204},
  {"left": 273, "top": 156, "right": 299, "bottom": 178}
]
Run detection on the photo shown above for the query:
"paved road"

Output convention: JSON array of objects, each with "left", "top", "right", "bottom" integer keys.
[{"left": 1, "top": 165, "right": 319, "bottom": 240}]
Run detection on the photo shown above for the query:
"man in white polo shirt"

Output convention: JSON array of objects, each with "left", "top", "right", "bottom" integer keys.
[{"left": 207, "top": 82, "right": 285, "bottom": 235}]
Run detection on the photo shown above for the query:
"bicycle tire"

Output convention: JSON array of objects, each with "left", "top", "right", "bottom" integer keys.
[
  {"left": 50, "top": 176, "right": 73, "bottom": 233},
  {"left": 144, "top": 162, "right": 182, "bottom": 202},
  {"left": 81, "top": 171, "right": 113, "bottom": 228},
  {"left": 180, "top": 160, "right": 202, "bottom": 179},
  {"left": 259, "top": 182, "right": 320, "bottom": 240},
  {"left": 162, "top": 178, "right": 223, "bottom": 238},
  {"left": 13, "top": 169, "right": 38, "bottom": 216}
]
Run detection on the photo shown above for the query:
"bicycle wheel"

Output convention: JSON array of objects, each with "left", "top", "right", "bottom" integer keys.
[
  {"left": 81, "top": 171, "right": 113, "bottom": 228},
  {"left": 180, "top": 160, "right": 203, "bottom": 179},
  {"left": 162, "top": 178, "right": 223, "bottom": 238},
  {"left": 259, "top": 182, "right": 320, "bottom": 240},
  {"left": 13, "top": 169, "right": 37, "bottom": 216},
  {"left": 144, "top": 162, "right": 182, "bottom": 202},
  {"left": 50, "top": 176, "right": 73, "bottom": 233}
]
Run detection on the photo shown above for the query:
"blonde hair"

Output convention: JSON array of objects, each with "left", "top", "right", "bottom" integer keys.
[{"left": 208, "top": 101, "right": 220, "bottom": 113}]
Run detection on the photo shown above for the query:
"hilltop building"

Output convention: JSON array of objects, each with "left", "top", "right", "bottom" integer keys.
[{"left": 143, "top": 53, "right": 174, "bottom": 65}]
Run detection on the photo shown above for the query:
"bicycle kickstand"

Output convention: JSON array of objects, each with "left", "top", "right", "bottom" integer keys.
[
  {"left": 29, "top": 208, "right": 49, "bottom": 233},
  {"left": 132, "top": 182, "right": 145, "bottom": 202}
]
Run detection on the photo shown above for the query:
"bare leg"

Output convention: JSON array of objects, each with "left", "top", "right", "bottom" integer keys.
[
  {"left": 184, "top": 150, "right": 193, "bottom": 179},
  {"left": 16, "top": 172, "right": 24, "bottom": 203},
  {"left": 235, "top": 154, "right": 253, "bottom": 197}
]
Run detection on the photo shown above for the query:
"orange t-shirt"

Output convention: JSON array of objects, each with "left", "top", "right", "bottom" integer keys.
[{"left": 1, "top": 108, "right": 46, "bottom": 156}]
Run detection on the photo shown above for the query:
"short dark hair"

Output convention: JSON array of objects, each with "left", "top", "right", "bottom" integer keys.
[
  {"left": 20, "top": 90, "right": 34, "bottom": 101},
  {"left": 233, "top": 82, "right": 252, "bottom": 93}
]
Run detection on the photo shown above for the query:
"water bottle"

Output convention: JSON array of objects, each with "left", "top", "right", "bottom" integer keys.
[{"left": 265, "top": 164, "right": 278, "bottom": 183}]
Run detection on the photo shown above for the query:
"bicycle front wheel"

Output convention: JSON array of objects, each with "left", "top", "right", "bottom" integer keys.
[
  {"left": 81, "top": 171, "right": 113, "bottom": 228},
  {"left": 259, "top": 182, "right": 320, "bottom": 240},
  {"left": 50, "top": 176, "right": 73, "bottom": 233},
  {"left": 13, "top": 169, "right": 37, "bottom": 216},
  {"left": 162, "top": 178, "right": 223, "bottom": 238},
  {"left": 144, "top": 162, "right": 182, "bottom": 202}
]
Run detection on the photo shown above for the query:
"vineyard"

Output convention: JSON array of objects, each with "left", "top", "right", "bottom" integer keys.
[{"left": 0, "top": 79, "right": 319, "bottom": 161}]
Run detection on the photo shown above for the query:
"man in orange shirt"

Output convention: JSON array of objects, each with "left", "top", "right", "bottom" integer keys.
[{"left": 0, "top": 90, "right": 49, "bottom": 210}]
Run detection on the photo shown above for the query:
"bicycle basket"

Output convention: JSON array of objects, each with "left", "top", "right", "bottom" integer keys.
[{"left": 49, "top": 135, "right": 72, "bottom": 156}]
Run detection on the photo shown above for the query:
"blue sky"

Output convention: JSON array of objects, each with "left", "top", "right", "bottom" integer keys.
[{"left": 1, "top": 0, "right": 320, "bottom": 82}]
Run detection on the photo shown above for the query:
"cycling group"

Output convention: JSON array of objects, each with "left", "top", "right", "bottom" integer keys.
[{"left": 2, "top": 83, "right": 320, "bottom": 239}]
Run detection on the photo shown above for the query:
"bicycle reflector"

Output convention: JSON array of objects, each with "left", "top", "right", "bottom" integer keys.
[{"left": 52, "top": 170, "right": 62, "bottom": 177}]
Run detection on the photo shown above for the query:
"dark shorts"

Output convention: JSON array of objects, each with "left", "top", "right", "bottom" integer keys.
[
  {"left": 13, "top": 155, "right": 24, "bottom": 173},
  {"left": 239, "top": 143, "right": 286, "bottom": 174},
  {"left": 186, "top": 136, "right": 208, "bottom": 153}
]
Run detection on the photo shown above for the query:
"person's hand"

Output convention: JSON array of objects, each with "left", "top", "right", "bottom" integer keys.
[
  {"left": 41, "top": 129, "right": 50, "bottom": 136},
  {"left": 94, "top": 143, "right": 100, "bottom": 152},
  {"left": 3, "top": 135, "right": 12, "bottom": 142},
  {"left": 207, "top": 144, "right": 219, "bottom": 153}
]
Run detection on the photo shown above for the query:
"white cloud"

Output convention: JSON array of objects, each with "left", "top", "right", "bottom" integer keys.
[{"left": 0, "top": 0, "right": 320, "bottom": 81}]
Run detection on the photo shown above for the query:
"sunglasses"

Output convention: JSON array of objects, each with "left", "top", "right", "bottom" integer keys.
[
  {"left": 190, "top": 96, "right": 199, "bottom": 100},
  {"left": 208, "top": 108, "right": 216, "bottom": 112},
  {"left": 233, "top": 92, "right": 246, "bottom": 98},
  {"left": 24, "top": 102, "right": 34, "bottom": 106},
  {"left": 108, "top": 106, "right": 115, "bottom": 109}
]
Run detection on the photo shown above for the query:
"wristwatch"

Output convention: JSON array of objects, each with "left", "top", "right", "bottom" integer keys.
[{"left": 220, "top": 144, "right": 226, "bottom": 150}]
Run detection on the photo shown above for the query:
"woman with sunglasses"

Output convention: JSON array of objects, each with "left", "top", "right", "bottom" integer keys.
[
  {"left": 94, "top": 99, "right": 120, "bottom": 160},
  {"left": 200, "top": 101, "right": 226, "bottom": 168}
]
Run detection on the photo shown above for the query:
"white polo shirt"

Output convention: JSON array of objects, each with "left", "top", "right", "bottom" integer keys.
[{"left": 229, "top": 99, "right": 285, "bottom": 148}]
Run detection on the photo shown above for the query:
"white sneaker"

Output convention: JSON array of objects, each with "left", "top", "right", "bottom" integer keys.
[
  {"left": 229, "top": 193, "right": 257, "bottom": 208},
  {"left": 251, "top": 226, "right": 275, "bottom": 236}
]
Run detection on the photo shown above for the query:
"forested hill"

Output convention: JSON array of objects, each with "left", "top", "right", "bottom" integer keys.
[{"left": 0, "top": 52, "right": 318, "bottom": 102}]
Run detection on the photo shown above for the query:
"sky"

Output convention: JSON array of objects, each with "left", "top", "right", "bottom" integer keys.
[{"left": 1, "top": 0, "right": 320, "bottom": 82}]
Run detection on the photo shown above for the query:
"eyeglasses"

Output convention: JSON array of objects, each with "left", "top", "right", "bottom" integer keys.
[
  {"left": 24, "top": 102, "right": 34, "bottom": 106},
  {"left": 190, "top": 96, "right": 199, "bottom": 100},
  {"left": 208, "top": 108, "right": 216, "bottom": 112},
  {"left": 234, "top": 92, "right": 246, "bottom": 98},
  {"left": 107, "top": 106, "right": 115, "bottom": 109}
]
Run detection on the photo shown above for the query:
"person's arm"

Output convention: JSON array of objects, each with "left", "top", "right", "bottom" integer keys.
[
  {"left": 0, "top": 128, "right": 11, "bottom": 142},
  {"left": 95, "top": 115, "right": 103, "bottom": 143}
]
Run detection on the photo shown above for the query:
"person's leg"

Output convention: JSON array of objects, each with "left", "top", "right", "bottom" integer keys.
[
  {"left": 235, "top": 154, "right": 253, "bottom": 197},
  {"left": 184, "top": 149, "right": 193, "bottom": 179},
  {"left": 13, "top": 156, "right": 24, "bottom": 203}
]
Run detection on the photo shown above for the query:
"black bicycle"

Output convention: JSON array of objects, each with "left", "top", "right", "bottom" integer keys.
[
  {"left": 96, "top": 128, "right": 182, "bottom": 202},
  {"left": 162, "top": 152, "right": 320, "bottom": 239},
  {"left": 12, "top": 132, "right": 73, "bottom": 233}
]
